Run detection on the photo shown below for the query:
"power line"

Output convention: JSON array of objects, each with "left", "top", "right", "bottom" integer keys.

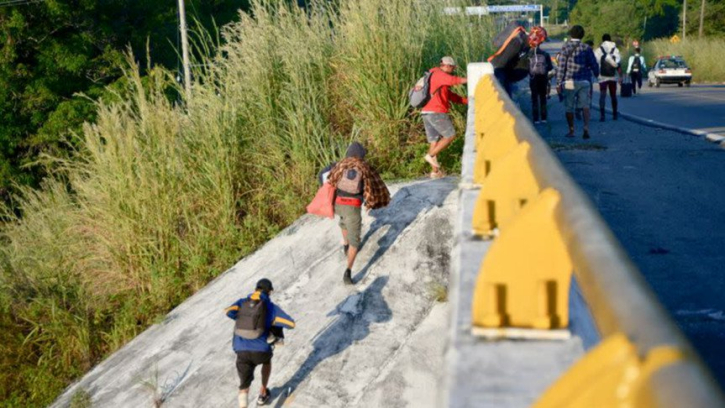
[{"left": 0, "top": 0, "right": 45, "bottom": 7}]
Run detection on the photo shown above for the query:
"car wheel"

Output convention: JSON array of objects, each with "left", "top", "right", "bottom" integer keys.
[
  {"left": 648, "top": 80, "right": 653, "bottom": 87},
  {"left": 655, "top": 78, "right": 660, "bottom": 88},
  {"left": 686, "top": 81, "right": 691, "bottom": 87},
  {"left": 678, "top": 82, "right": 683, "bottom": 87}
]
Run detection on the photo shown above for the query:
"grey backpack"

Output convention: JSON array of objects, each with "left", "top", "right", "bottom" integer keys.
[{"left": 409, "top": 71, "right": 441, "bottom": 109}]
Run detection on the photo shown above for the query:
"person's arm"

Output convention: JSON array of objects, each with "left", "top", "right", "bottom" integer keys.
[
  {"left": 641, "top": 56, "right": 647, "bottom": 73},
  {"left": 225, "top": 299, "right": 244, "bottom": 320},
  {"left": 271, "top": 305, "right": 296, "bottom": 329},
  {"left": 318, "top": 163, "right": 336, "bottom": 186},
  {"left": 626, "top": 56, "right": 632, "bottom": 74},
  {"left": 588, "top": 49, "right": 599, "bottom": 79},
  {"left": 545, "top": 51, "right": 554, "bottom": 72},
  {"left": 555, "top": 49, "right": 567, "bottom": 86},
  {"left": 436, "top": 71, "right": 467, "bottom": 87},
  {"left": 449, "top": 92, "right": 467, "bottom": 105}
]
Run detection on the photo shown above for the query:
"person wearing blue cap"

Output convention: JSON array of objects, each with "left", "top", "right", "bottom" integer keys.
[{"left": 225, "top": 278, "right": 295, "bottom": 407}]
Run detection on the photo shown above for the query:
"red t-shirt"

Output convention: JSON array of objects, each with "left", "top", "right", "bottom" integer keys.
[{"left": 421, "top": 67, "right": 468, "bottom": 113}]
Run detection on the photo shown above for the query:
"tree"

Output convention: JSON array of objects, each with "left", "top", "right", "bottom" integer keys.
[{"left": 0, "top": 0, "right": 250, "bottom": 204}]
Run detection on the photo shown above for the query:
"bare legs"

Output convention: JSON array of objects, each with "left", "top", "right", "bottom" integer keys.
[{"left": 341, "top": 229, "right": 358, "bottom": 269}]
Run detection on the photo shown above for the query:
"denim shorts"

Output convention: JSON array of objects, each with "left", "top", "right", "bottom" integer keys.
[{"left": 422, "top": 113, "right": 456, "bottom": 142}]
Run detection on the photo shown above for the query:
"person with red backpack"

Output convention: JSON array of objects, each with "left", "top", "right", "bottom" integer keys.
[
  {"left": 324, "top": 142, "right": 390, "bottom": 284},
  {"left": 226, "top": 278, "right": 295, "bottom": 407},
  {"left": 420, "top": 56, "right": 468, "bottom": 179},
  {"left": 527, "top": 26, "right": 553, "bottom": 124}
]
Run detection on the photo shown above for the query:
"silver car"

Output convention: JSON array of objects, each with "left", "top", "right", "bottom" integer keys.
[{"left": 648, "top": 56, "right": 692, "bottom": 87}]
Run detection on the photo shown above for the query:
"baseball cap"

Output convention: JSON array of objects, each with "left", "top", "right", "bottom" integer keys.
[
  {"left": 441, "top": 56, "right": 457, "bottom": 66},
  {"left": 256, "top": 278, "right": 274, "bottom": 292}
]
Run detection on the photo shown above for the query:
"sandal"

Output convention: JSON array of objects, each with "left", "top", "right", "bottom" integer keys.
[{"left": 257, "top": 391, "right": 271, "bottom": 405}]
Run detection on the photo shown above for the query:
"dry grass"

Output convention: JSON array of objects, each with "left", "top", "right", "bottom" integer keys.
[{"left": 0, "top": 1, "right": 492, "bottom": 406}]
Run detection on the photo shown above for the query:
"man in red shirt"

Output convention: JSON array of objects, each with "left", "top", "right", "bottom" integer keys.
[{"left": 421, "top": 56, "right": 468, "bottom": 178}]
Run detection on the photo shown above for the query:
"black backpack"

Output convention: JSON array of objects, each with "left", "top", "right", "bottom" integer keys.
[
  {"left": 234, "top": 297, "right": 269, "bottom": 339},
  {"left": 599, "top": 46, "right": 617, "bottom": 77},
  {"left": 632, "top": 56, "right": 642, "bottom": 72}
]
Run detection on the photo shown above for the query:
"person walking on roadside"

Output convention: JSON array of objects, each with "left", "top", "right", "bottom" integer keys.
[
  {"left": 556, "top": 25, "right": 599, "bottom": 139},
  {"left": 594, "top": 34, "right": 622, "bottom": 121},
  {"left": 627, "top": 48, "right": 646, "bottom": 95},
  {"left": 226, "top": 278, "right": 295, "bottom": 407},
  {"left": 323, "top": 142, "right": 390, "bottom": 284},
  {"left": 527, "top": 26, "right": 553, "bottom": 124},
  {"left": 421, "top": 56, "right": 468, "bottom": 178}
]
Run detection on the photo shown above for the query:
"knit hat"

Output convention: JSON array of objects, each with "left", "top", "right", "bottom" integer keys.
[
  {"left": 256, "top": 278, "right": 274, "bottom": 293},
  {"left": 345, "top": 142, "right": 366, "bottom": 159}
]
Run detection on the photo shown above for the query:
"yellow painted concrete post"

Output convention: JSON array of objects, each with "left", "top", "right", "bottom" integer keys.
[
  {"left": 471, "top": 141, "right": 540, "bottom": 236},
  {"left": 533, "top": 333, "right": 687, "bottom": 408},
  {"left": 472, "top": 112, "right": 518, "bottom": 185},
  {"left": 471, "top": 188, "right": 572, "bottom": 330}
]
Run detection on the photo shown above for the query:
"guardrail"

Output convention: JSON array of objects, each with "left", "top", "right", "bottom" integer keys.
[{"left": 451, "top": 63, "right": 725, "bottom": 407}]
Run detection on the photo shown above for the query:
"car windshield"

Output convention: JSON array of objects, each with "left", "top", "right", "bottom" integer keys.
[{"left": 660, "top": 59, "right": 687, "bottom": 69}]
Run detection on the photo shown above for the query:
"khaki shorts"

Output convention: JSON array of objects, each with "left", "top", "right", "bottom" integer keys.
[
  {"left": 422, "top": 113, "right": 456, "bottom": 142},
  {"left": 335, "top": 204, "right": 362, "bottom": 248},
  {"left": 563, "top": 81, "right": 591, "bottom": 113}
]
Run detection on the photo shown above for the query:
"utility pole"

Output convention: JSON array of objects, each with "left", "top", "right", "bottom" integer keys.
[
  {"left": 178, "top": 0, "right": 192, "bottom": 98},
  {"left": 699, "top": 0, "right": 706, "bottom": 38},
  {"left": 683, "top": 0, "right": 687, "bottom": 40}
]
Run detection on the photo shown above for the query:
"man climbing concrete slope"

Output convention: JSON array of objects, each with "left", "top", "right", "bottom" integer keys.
[
  {"left": 326, "top": 142, "right": 390, "bottom": 284},
  {"left": 225, "top": 278, "right": 295, "bottom": 407},
  {"left": 421, "top": 56, "right": 468, "bottom": 178}
]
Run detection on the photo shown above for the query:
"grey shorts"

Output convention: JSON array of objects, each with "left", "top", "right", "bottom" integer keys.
[
  {"left": 335, "top": 204, "right": 362, "bottom": 248},
  {"left": 563, "top": 81, "right": 591, "bottom": 113},
  {"left": 422, "top": 113, "right": 456, "bottom": 142}
]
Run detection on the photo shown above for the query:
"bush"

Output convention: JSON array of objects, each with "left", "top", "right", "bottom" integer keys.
[
  {"left": 644, "top": 38, "right": 725, "bottom": 83},
  {"left": 0, "top": 0, "right": 492, "bottom": 406}
]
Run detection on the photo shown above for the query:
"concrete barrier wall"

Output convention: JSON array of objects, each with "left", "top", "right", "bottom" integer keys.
[{"left": 445, "top": 63, "right": 725, "bottom": 407}]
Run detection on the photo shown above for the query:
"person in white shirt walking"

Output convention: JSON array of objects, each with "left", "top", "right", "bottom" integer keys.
[
  {"left": 627, "top": 48, "right": 647, "bottom": 95},
  {"left": 594, "top": 34, "right": 622, "bottom": 121}
]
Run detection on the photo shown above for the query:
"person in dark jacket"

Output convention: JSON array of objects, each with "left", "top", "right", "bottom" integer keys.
[
  {"left": 225, "top": 278, "right": 295, "bottom": 407},
  {"left": 527, "top": 26, "right": 553, "bottom": 124},
  {"left": 320, "top": 142, "right": 390, "bottom": 284}
]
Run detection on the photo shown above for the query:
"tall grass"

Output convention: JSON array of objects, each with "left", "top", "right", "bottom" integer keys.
[
  {"left": 644, "top": 38, "right": 725, "bottom": 83},
  {"left": 0, "top": 1, "right": 492, "bottom": 405}
]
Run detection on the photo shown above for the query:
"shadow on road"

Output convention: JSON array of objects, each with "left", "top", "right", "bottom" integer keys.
[{"left": 270, "top": 276, "right": 392, "bottom": 407}]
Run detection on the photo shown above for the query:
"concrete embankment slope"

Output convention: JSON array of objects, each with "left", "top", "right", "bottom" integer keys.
[{"left": 51, "top": 179, "right": 457, "bottom": 408}]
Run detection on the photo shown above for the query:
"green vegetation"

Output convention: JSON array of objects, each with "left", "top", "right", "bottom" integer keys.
[
  {"left": 570, "top": 0, "right": 679, "bottom": 44},
  {"left": 644, "top": 38, "right": 725, "bottom": 83},
  {"left": 0, "top": 0, "right": 249, "bottom": 203},
  {"left": 0, "top": 1, "right": 492, "bottom": 406}
]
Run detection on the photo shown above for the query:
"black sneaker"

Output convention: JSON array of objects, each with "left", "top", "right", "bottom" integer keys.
[
  {"left": 343, "top": 268, "right": 353, "bottom": 285},
  {"left": 257, "top": 391, "right": 270, "bottom": 405},
  {"left": 583, "top": 130, "right": 590, "bottom": 140}
]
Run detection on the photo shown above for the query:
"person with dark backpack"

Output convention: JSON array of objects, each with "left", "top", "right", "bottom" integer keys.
[
  {"left": 527, "top": 26, "right": 553, "bottom": 124},
  {"left": 226, "top": 278, "right": 295, "bottom": 407},
  {"left": 627, "top": 48, "right": 647, "bottom": 95},
  {"left": 594, "top": 34, "right": 622, "bottom": 121}
]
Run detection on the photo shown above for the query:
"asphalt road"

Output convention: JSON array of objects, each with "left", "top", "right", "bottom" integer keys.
[
  {"left": 544, "top": 40, "right": 725, "bottom": 137},
  {"left": 523, "top": 41, "right": 725, "bottom": 391}
]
